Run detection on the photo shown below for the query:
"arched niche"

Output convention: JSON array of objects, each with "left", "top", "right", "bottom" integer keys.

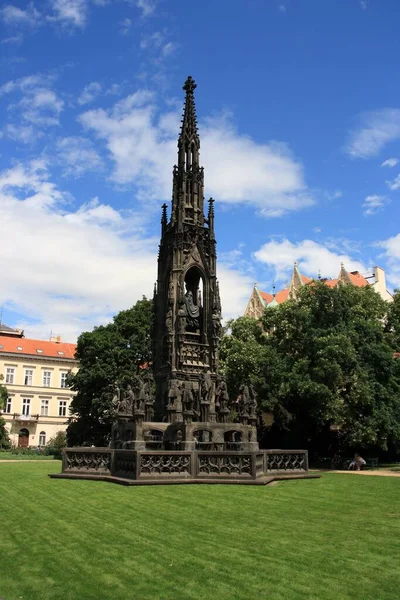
[
  {"left": 224, "top": 430, "right": 243, "bottom": 451},
  {"left": 183, "top": 266, "right": 204, "bottom": 333},
  {"left": 193, "top": 429, "right": 213, "bottom": 450}
]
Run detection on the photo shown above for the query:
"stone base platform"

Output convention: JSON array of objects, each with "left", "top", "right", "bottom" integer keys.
[
  {"left": 49, "top": 447, "right": 319, "bottom": 486},
  {"left": 50, "top": 472, "right": 319, "bottom": 486}
]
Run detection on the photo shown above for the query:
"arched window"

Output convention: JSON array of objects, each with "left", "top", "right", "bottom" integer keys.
[{"left": 39, "top": 431, "right": 46, "bottom": 446}]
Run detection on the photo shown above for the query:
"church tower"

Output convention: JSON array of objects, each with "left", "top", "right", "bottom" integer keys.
[{"left": 152, "top": 76, "right": 222, "bottom": 424}]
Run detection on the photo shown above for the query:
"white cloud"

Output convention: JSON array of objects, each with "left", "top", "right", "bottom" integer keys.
[
  {"left": 136, "top": 0, "right": 155, "bottom": 17},
  {"left": 1, "top": 33, "right": 24, "bottom": 44},
  {"left": 79, "top": 91, "right": 313, "bottom": 216},
  {"left": 362, "top": 194, "right": 388, "bottom": 216},
  {"left": 278, "top": 4, "right": 286, "bottom": 12},
  {"left": 386, "top": 174, "right": 400, "bottom": 191},
  {"left": 0, "top": 73, "right": 63, "bottom": 128},
  {"left": 346, "top": 108, "right": 400, "bottom": 158},
  {"left": 55, "top": 136, "right": 103, "bottom": 176},
  {"left": 377, "top": 234, "right": 400, "bottom": 288},
  {"left": 119, "top": 17, "right": 132, "bottom": 35},
  {"left": 77, "top": 81, "right": 102, "bottom": 105},
  {"left": 381, "top": 158, "right": 398, "bottom": 168},
  {"left": 254, "top": 239, "right": 366, "bottom": 281},
  {"left": 6, "top": 124, "right": 38, "bottom": 144},
  {"left": 47, "top": 0, "right": 88, "bottom": 28},
  {"left": 0, "top": 160, "right": 254, "bottom": 340},
  {"left": 0, "top": 3, "right": 40, "bottom": 27}
]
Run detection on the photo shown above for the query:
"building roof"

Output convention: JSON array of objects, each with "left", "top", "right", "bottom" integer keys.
[
  {"left": 347, "top": 271, "right": 369, "bottom": 287},
  {"left": 259, "top": 290, "right": 273, "bottom": 305},
  {"left": 0, "top": 335, "right": 77, "bottom": 360},
  {"left": 0, "top": 323, "right": 24, "bottom": 337},
  {"left": 274, "top": 289, "right": 290, "bottom": 304}
]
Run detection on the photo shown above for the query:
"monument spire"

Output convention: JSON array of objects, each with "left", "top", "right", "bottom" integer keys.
[{"left": 172, "top": 76, "right": 204, "bottom": 226}]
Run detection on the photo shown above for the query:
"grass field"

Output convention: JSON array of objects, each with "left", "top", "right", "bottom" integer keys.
[{"left": 1, "top": 463, "right": 399, "bottom": 600}]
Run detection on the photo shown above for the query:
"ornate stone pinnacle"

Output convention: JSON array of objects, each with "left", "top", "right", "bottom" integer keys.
[{"left": 183, "top": 76, "right": 197, "bottom": 94}]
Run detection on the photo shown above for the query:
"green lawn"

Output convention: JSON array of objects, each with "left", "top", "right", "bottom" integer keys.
[{"left": 1, "top": 463, "right": 399, "bottom": 600}]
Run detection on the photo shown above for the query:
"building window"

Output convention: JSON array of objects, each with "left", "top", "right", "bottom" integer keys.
[
  {"left": 60, "top": 372, "right": 68, "bottom": 388},
  {"left": 59, "top": 400, "right": 67, "bottom": 417},
  {"left": 22, "top": 398, "right": 31, "bottom": 416},
  {"left": 5, "top": 367, "right": 15, "bottom": 384},
  {"left": 24, "top": 369, "right": 33, "bottom": 386},
  {"left": 42, "top": 371, "right": 51, "bottom": 387},
  {"left": 39, "top": 431, "right": 46, "bottom": 446},
  {"left": 40, "top": 399, "right": 49, "bottom": 416},
  {"left": 5, "top": 398, "right": 12, "bottom": 413}
]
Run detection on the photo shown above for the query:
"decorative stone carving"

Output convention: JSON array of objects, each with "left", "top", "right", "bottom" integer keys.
[
  {"left": 140, "top": 453, "right": 190, "bottom": 476},
  {"left": 198, "top": 454, "right": 251, "bottom": 476},
  {"left": 65, "top": 451, "right": 112, "bottom": 473}
]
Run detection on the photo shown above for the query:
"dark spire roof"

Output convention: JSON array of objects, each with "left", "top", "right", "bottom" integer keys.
[{"left": 179, "top": 76, "right": 200, "bottom": 148}]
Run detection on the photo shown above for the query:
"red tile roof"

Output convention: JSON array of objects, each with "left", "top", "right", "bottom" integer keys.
[
  {"left": 347, "top": 271, "right": 369, "bottom": 287},
  {"left": 274, "top": 289, "right": 290, "bottom": 304},
  {"left": 0, "top": 336, "right": 77, "bottom": 360},
  {"left": 259, "top": 290, "right": 273, "bottom": 304},
  {"left": 301, "top": 275, "right": 312, "bottom": 284}
]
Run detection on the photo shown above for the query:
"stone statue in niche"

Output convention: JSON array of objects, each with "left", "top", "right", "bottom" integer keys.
[
  {"left": 144, "top": 372, "right": 155, "bottom": 421},
  {"left": 123, "top": 384, "right": 136, "bottom": 415},
  {"left": 184, "top": 290, "right": 200, "bottom": 329},
  {"left": 168, "top": 279, "right": 174, "bottom": 304},
  {"left": 237, "top": 383, "right": 251, "bottom": 417}
]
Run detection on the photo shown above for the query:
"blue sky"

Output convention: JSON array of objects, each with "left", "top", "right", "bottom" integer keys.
[{"left": 1, "top": 0, "right": 400, "bottom": 341}]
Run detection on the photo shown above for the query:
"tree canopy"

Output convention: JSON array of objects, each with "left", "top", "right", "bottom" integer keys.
[
  {"left": 220, "top": 284, "right": 400, "bottom": 455},
  {"left": 0, "top": 379, "right": 11, "bottom": 449},
  {"left": 67, "top": 297, "right": 153, "bottom": 446}
]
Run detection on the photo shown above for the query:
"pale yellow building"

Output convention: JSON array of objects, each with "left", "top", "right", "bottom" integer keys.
[{"left": 0, "top": 327, "right": 77, "bottom": 448}]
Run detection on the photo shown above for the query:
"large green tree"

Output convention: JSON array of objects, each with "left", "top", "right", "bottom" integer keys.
[
  {"left": 67, "top": 297, "right": 153, "bottom": 446},
  {"left": 221, "top": 284, "right": 400, "bottom": 454},
  {"left": 0, "top": 378, "right": 11, "bottom": 449}
]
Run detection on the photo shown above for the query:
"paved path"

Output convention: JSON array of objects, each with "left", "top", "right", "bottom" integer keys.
[{"left": 317, "top": 469, "right": 400, "bottom": 478}]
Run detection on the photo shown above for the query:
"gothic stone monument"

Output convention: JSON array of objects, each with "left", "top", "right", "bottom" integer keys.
[{"left": 52, "top": 77, "right": 314, "bottom": 485}]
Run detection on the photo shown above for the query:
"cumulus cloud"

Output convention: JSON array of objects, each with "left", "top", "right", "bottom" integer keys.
[
  {"left": 381, "top": 158, "right": 398, "bottom": 168},
  {"left": 377, "top": 234, "right": 400, "bottom": 288},
  {"left": 55, "top": 136, "right": 104, "bottom": 176},
  {"left": 136, "top": 0, "right": 155, "bottom": 17},
  {"left": 0, "top": 160, "right": 253, "bottom": 340},
  {"left": 386, "top": 174, "right": 400, "bottom": 191},
  {"left": 47, "top": 0, "right": 88, "bottom": 28},
  {"left": 254, "top": 238, "right": 366, "bottom": 281},
  {"left": 77, "top": 81, "right": 102, "bottom": 105},
  {"left": 79, "top": 91, "right": 313, "bottom": 216},
  {"left": 0, "top": 73, "right": 63, "bottom": 129},
  {"left": 346, "top": 108, "right": 400, "bottom": 158},
  {"left": 119, "top": 17, "right": 132, "bottom": 35},
  {"left": 362, "top": 194, "right": 388, "bottom": 216},
  {"left": 0, "top": 3, "right": 41, "bottom": 27}
]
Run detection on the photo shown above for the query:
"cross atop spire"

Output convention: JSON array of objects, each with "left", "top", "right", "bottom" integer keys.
[{"left": 183, "top": 75, "right": 197, "bottom": 94}]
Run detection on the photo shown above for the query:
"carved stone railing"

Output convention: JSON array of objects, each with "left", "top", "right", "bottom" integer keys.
[
  {"left": 264, "top": 450, "right": 308, "bottom": 473},
  {"left": 60, "top": 448, "right": 309, "bottom": 481},
  {"left": 63, "top": 448, "right": 112, "bottom": 475},
  {"left": 196, "top": 452, "right": 252, "bottom": 478},
  {"left": 138, "top": 452, "right": 191, "bottom": 478},
  {"left": 114, "top": 450, "right": 137, "bottom": 479}
]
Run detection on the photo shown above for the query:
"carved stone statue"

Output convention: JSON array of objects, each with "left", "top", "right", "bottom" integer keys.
[
  {"left": 215, "top": 375, "right": 229, "bottom": 412},
  {"left": 165, "top": 308, "right": 173, "bottom": 335},
  {"left": 177, "top": 305, "right": 187, "bottom": 334},
  {"left": 182, "top": 376, "right": 194, "bottom": 413},
  {"left": 123, "top": 384, "right": 135, "bottom": 415},
  {"left": 200, "top": 371, "right": 212, "bottom": 404},
  {"left": 248, "top": 384, "right": 257, "bottom": 418},
  {"left": 112, "top": 384, "right": 121, "bottom": 411},
  {"left": 212, "top": 311, "right": 222, "bottom": 338},
  {"left": 184, "top": 290, "right": 200, "bottom": 329},
  {"left": 167, "top": 377, "right": 181, "bottom": 409},
  {"left": 238, "top": 383, "right": 250, "bottom": 416}
]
